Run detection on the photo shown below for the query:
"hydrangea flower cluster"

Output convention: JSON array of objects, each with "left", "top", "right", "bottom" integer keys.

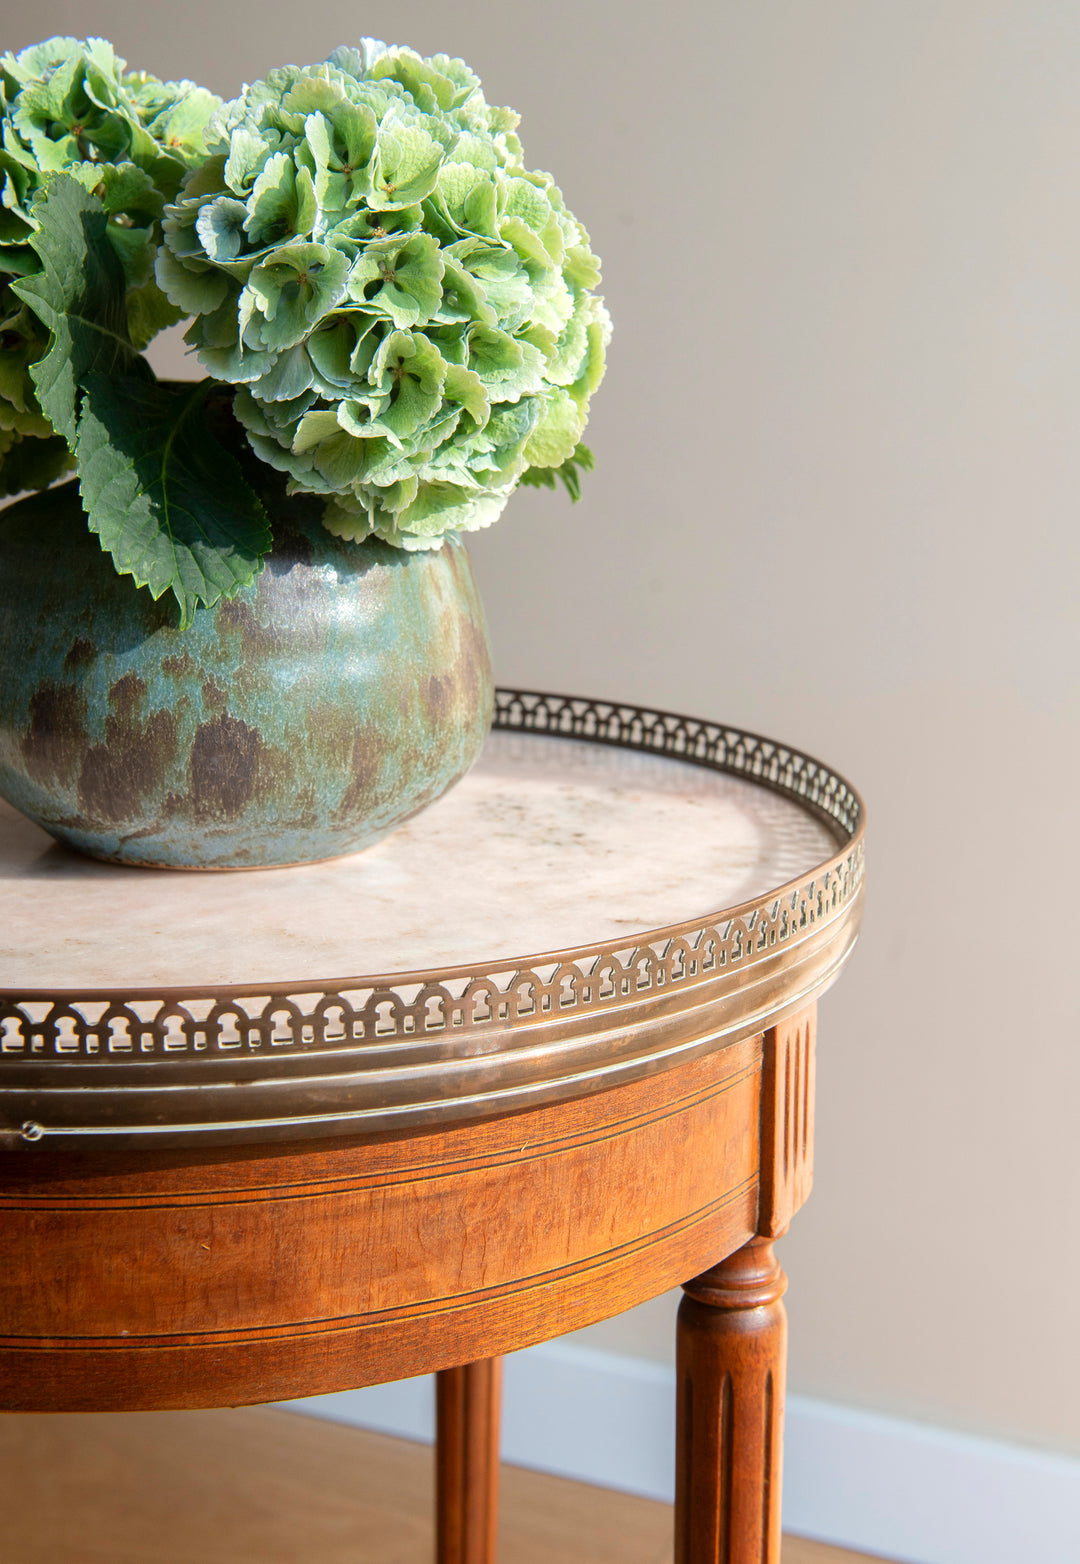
[
  {"left": 157, "top": 40, "right": 610, "bottom": 548},
  {"left": 3, "top": 35, "right": 609, "bottom": 618},
  {"left": 0, "top": 36, "right": 220, "bottom": 491}
]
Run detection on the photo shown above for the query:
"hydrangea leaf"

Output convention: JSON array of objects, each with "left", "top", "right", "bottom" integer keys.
[
  {"left": 76, "top": 375, "right": 271, "bottom": 626},
  {"left": 62, "top": 159, "right": 161, "bottom": 220},
  {"left": 520, "top": 440, "right": 594, "bottom": 501},
  {"left": 104, "top": 220, "right": 155, "bottom": 288},
  {"left": 0, "top": 293, "right": 53, "bottom": 436},
  {"left": 12, "top": 174, "right": 149, "bottom": 447},
  {"left": 0, "top": 428, "right": 72, "bottom": 495},
  {"left": 125, "top": 276, "right": 184, "bottom": 351}
]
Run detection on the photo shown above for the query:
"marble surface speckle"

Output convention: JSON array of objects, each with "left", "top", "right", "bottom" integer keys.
[{"left": 0, "top": 732, "right": 839, "bottom": 989}]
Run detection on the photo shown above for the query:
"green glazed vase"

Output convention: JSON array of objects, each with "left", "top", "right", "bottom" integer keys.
[{"left": 0, "top": 480, "right": 494, "bottom": 869}]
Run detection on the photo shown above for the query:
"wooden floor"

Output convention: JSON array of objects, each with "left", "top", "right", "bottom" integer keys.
[{"left": 0, "top": 1407, "right": 886, "bottom": 1564}]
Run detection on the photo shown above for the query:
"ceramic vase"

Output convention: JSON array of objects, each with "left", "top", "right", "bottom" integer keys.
[{"left": 0, "top": 479, "right": 494, "bottom": 869}]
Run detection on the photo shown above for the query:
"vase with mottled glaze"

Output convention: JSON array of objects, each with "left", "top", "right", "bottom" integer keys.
[{"left": 0, "top": 480, "right": 493, "bottom": 868}]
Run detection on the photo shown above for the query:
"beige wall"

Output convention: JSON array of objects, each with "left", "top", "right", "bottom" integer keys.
[{"left": 9, "top": 0, "right": 1078, "bottom": 1456}]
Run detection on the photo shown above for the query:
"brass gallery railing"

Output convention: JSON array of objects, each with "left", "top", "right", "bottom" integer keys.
[{"left": 0, "top": 691, "right": 865, "bottom": 1144}]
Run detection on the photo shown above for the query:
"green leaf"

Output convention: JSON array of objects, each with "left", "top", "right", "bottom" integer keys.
[
  {"left": 76, "top": 376, "right": 271, "bottom": 626},
  {"left": 125, "top": 277, "right": 185, "bottom": 352},
  {"left": 520, "top": 440, "right": 594, "bottom": 502},
  {"left": 0, "top": 429, "right": 73, "bottom": 497},
  {"left": 12, "top": 174, "right": 149, "bottom": 446}
]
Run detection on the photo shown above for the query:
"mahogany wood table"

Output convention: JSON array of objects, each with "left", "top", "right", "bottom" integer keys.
[{"left": 0, "top": 690, "right": 864, "bottom": 1564}]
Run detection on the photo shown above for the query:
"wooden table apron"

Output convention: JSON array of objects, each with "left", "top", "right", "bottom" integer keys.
[
  {"left": 0, "top": 1022, "right": 815, "bottom": 1411},
  {"left": 0, "top": 690, "right": 864, "bottom": 1562}
]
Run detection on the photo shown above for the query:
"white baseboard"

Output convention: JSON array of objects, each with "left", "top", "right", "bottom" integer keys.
[{"left": 281, "top": 1341, "right": 1080, "bottom": 1564}]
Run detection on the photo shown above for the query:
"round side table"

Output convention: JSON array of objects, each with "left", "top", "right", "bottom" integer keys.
[{"left": 0, "top": 690, "right": 864, "bottom": 1564}]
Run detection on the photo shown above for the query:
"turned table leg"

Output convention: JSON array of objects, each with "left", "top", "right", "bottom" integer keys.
[
  {"left": 674, "top": 1238, "right": 788, "bottom": 1564},
  {"left": 435, "top": 1357, "right": 502, "bottom": 1564}
]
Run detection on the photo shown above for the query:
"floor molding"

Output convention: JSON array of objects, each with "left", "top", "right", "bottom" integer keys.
[{"left": 282, "top": 1341, "right": 1080, "bottom": 1564}]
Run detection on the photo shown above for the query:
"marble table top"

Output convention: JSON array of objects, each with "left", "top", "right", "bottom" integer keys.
[{"left": 0, "top": 730, "right": 840, "bottom": 992}]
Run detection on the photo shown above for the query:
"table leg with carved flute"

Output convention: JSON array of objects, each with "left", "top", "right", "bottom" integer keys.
[{"left": 674, "top": 1008, "right": 815, "bottom": 1564}]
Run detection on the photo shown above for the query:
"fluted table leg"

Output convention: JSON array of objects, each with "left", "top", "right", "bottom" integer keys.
[
  {"left": 435, "top": 1357, "right": 502, "bottom": 1564},
  {"left": 675, "top": 1238, "right": 788, "bottom": 1563}
]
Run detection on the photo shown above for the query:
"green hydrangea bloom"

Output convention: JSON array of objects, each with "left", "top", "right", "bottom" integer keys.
[
  {"left": 0, "top": 36, "right": 221, "bottom": 484},
  {"left": 160, "top": 39, "right": 610, "bottom": 548}
]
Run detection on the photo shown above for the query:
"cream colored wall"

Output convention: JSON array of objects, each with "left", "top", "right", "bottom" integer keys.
[{"left": 9, "top": 0, "right": 1077, "bottom": 1456}]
